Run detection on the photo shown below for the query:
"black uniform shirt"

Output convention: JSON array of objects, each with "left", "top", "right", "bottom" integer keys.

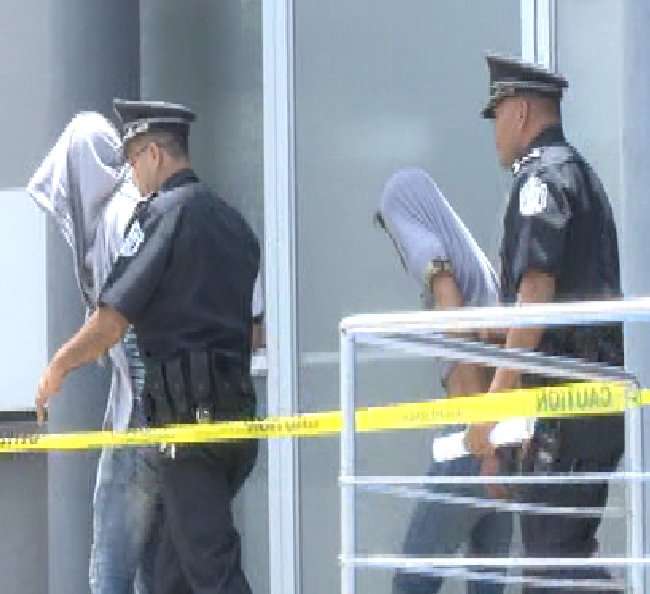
[
  {"left": 500, "top": 125, "right": 623, "bottom": 365},
  {"left": 100, "top": 169, "right": 260, "bottom": 361}
]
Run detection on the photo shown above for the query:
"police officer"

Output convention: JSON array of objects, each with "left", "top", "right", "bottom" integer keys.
[
  {"left": 36, "top": 99, "right": 260, "bottom": 594},
  {"left": 465, "top": 55, "right": 624, "bottom": 593}
]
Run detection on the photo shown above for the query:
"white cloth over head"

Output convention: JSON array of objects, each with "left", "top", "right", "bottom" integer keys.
[
  {"left": 379, "top": 167, "right": 499, "bottom": 308},
  {"left": 379, "top": 167, "right": 499, "bottom": 386},
  {"left": 27, "top": 112, "right": 141, "bottom": 430}
]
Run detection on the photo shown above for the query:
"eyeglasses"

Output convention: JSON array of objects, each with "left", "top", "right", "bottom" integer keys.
[{"left": 126, "top": 142, "right": 150, "bottom": 168}]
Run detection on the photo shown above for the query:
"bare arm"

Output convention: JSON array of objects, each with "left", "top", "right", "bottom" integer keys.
[
  {"left": 466, "top": 269, "right": 556, "bottom": 457},
  {"left": 430, "top": 272, "right": 488, "bottom": 397},
  {"left": 488, "top": 269, "right": 556, "bottom": 393},
  {"left": 36, "top": 306, "right": 129, "bottom": 423},
  {"left": 433, "top": 271, "right": 506, "bottom": 495}
]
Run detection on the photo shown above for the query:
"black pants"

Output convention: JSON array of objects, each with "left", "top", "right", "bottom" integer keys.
[
  {"left": 518, "top": 455, "right": 618, "bottom": 594},
  {"left": 517, "top": 375, "right": 624, "bottom": 594},
  {"left": 154, "top": 440, "right": 258, "bottom": 594}
]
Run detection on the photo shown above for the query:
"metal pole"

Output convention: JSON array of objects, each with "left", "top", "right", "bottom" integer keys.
[
  {"left": 263, "top": 0, "right": 299, "bottom": 592},
  {"left": 340, "top": 329, "right": 357, "bottom": 594},
  {"left": 626, "top": 382, "right": 645, "bottom": 593}
]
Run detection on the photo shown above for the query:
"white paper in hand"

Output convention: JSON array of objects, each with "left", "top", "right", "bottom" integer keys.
[{"left": 432, "top": 418, "right": 536, "bottom": 462}]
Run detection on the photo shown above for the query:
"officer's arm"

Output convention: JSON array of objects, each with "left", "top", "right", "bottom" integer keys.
[
  {"left": 466, "top": 270, "right": 555, "bottom": 457},
  {"left": 489, "top": 269, "right": 556, "bottom": 393},
  {"left": 36, "top": 306, "right": 128, "bottom": 423}
]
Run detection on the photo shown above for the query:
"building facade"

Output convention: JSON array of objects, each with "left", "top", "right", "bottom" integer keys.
[{"left": 0, "top": 1, "right": 648, "bottom": 593}]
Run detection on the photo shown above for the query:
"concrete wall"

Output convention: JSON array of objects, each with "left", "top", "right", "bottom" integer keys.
[
  {"left": 0, "top": 2, "right": 139, "bottom": 593},
  {"left": 140, "top": 0, "right": 264, "bottom": 240}
]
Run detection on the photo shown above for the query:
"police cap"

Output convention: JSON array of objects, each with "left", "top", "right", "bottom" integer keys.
[
  {"left": 112, "top": 98, "right": 196, "bottom": 146},
  {"left": 481, "top": 54, "right": 568, "bottom": 119}
]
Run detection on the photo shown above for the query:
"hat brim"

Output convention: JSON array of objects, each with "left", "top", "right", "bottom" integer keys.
[
  {"left": 481, "top": 99, "right": 497, "bottom": 119},
  {"left": 481, "top": 105, "right": 495, "bottom": 119}
]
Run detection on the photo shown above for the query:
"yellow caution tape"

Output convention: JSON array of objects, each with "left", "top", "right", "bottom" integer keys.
[{"left": 0, "top": 381, "right": 647, "bottom": 453}]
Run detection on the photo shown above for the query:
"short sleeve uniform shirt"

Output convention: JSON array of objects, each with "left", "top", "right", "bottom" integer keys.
[
  {"left": 500, "top": 125, "right": 623, "bottom": 366},
  {"left": 100, "top": 169, "right": 260, "bottom": 362}
]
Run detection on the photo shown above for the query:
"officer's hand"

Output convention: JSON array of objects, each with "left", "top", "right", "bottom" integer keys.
[
  {"left": 478, "top": 328, "right": 507, "bottom": 345},
  {"left": 36, "top": 363, "right": 65, "bottom": 425},
  {"left": 465, "top": 422, "right": 496, "bottom": 457},
  {"left": 479, "top": 453, "right": 509, "bottom": 499}
]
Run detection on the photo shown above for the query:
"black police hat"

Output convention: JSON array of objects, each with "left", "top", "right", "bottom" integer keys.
[
  {"left": 481, "top": 54, "right": 568, "bottom": 119},
  {"left": 112, "top": 98, "right": 196, "bottom": 145}
]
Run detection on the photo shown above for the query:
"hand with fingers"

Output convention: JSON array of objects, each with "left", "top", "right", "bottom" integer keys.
[
  {"left": 36, "top": 363, "right": 65, "bottom": 425},
  {"left": 464, "top": 422, "right": 496, "bottom": 458},
  {"left": 465, "top": 422, "right": 514, "bottom": 499}
]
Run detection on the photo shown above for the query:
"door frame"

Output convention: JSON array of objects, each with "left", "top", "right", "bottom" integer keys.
[{"left": 262, "top": 2, "right": 560, "bottom": 593}]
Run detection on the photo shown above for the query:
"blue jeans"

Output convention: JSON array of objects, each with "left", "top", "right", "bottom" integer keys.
[
  {"left": 89, "top": 404, "right": 163, "bottom": 594},
  {"left": 393, "top": 455, "right": 513, "bottom": 594}
]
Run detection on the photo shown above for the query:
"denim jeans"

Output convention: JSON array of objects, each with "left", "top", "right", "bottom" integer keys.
[
  {"left": 89, "top": 399, "right": 163, "bottom": 594},
  {"left": 393, "top": 455, "right": 513, "bottom": 594}
]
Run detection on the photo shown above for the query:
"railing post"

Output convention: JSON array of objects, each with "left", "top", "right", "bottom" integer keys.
[
  {"left": 340, "top": 328, "right": 357, "bottom": 594},
  {"left": 626, "top": 381, "right": 645, "bottom": 593}
]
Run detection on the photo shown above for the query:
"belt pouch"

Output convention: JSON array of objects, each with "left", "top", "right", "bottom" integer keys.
[
  {"left": 211, "top": 354, "right": 242, "bottom": 419},
  {"left": 189, "top": 351, "right": 214, "bottom": 422},
  {"left": 144, "top": 362, "right": 174, "bottom": 426},
  {"left": 164, "top": 356, "right": 191, "bottom": 423}
]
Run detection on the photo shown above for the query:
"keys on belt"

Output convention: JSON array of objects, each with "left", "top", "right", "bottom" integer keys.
[{"left": 160, "top": 443, "right": 176, "bottom": 459}]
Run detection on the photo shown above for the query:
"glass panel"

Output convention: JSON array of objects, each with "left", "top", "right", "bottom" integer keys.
[
  {"left": 294, "top": 1, "right": 521, "bottom": 592},
  {"left": 556, "top": 0, "right": 626, "bottom": 564},
  {"left": 556, "top": 0, "right": 623, "bottom": 224}
]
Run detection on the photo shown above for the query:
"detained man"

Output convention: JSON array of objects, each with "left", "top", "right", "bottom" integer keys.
[
  {"left": 27, "top": 112, "right": 161, "bottom": 594},
  {"left": 376, "top": 168, "right": 512, "bottom": 594}
]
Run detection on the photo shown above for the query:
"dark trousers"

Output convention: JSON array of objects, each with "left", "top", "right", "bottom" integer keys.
[
  {"left": 518, "top": 373, "right": 623, "bottom": 594},
  {"left": 393, "top": 456, "right": 513, "bottom": 594},
  {"left": 154, "top": 440, "right": 258, "bottom": 594},
  {"left": 518, "top": 455, "right": 618, "bottom": 594}
]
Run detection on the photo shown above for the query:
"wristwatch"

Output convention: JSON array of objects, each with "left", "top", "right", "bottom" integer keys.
[
  {"left": 425, "top": 259, "right": 453, "bottom": 293},
  {"left": 426, "top": 258, "right": 453, "bottom": 278}
]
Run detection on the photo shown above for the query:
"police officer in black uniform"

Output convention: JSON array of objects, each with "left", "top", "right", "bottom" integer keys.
[
  {"left": 466, "top": 55, "right": 624, "bottom": 593},
  {"left": 36, "top": 99, "right": 259, "bottom": 594}
]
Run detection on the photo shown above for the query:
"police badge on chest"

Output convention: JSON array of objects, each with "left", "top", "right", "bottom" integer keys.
[
  {"left": 519, "top": 175, "right": 548, "bottom": 216},
  {"left": 120, "top": 220, "right": 145, "bottom": 257}
]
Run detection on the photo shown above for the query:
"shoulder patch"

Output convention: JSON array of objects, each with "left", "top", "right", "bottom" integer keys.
[
  {"left": 120, "top": 220, "right": 145, "bottom": 257},
  {"left": 519, "top": 175, "right": 548, "bottom": 216}
]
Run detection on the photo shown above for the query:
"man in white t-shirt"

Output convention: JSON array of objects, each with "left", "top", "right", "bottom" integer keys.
[
  {"left": 28, "top": 112, "right": 161, "bottom": 594},
  {"left": 377, "top": 168, "right": 512, "bottom": 594}
]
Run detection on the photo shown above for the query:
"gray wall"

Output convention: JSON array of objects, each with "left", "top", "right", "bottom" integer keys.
[
  {"left": 0, "top": 422, "right": 48, "bottom": 594},
  {"left": 46, "top": 5, "right": 139, "bottom": 594},
  {"left": 0, "top": 2, "right": 139, "bottom": 594},
  {"left": 140, "top": 3, "right": 269, "bottom": 593},
  {"left": 140, "top": 0, "right": 264, "bottom": 240}
]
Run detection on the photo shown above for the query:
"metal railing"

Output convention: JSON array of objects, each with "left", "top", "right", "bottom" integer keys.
[{"left": 339, "top": 297, "right": 650, "bottom": 593}]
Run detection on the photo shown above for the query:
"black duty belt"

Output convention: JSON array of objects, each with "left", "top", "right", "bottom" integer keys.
[{"left": 142, "top": 349, "right": 255, "bottom": 426}]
